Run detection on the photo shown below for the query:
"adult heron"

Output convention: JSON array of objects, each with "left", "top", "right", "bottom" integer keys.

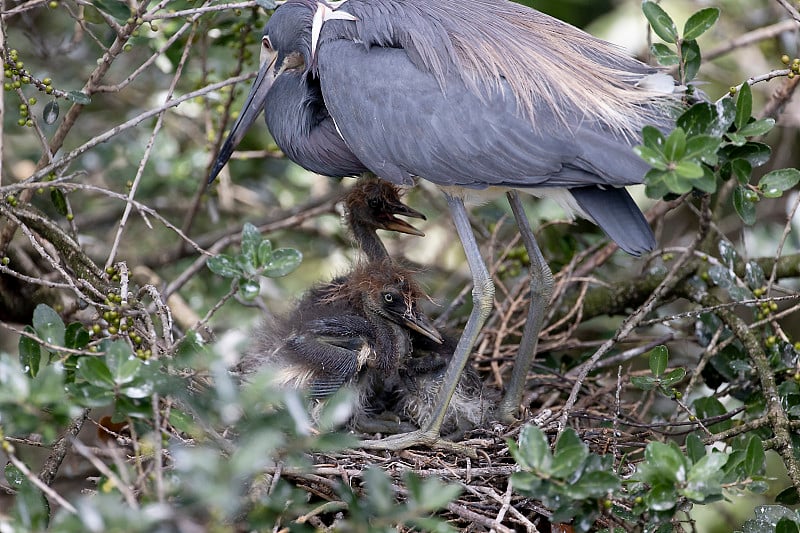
[{"left": 208, "top": 0, "right": 674, "bottom": 449}]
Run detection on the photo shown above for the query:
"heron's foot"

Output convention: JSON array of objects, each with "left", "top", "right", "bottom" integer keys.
[
  {"left": 359, "top": 429, "right": 477, "bottom": 457},
  {"left": 496, "top": 398, "right": 521, "bottom": 425}
]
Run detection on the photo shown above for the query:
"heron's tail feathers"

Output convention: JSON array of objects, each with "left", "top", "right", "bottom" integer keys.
[{"left": 570, "top": 186, "right": 655, "bottom": 256}]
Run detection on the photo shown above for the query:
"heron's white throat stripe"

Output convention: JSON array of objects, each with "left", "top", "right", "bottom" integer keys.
[{"left": 311, "top": 2, "right": 357, "bottom": 59}]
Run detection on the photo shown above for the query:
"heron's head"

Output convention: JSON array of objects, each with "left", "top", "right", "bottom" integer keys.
[
  {"left": 326, "top": 262, "right": 443, "bottom": 345},
  {"left": 208, "top": 0, "right": 319, "bottom": 184},
  {"left": 345, "top": 179, "right": 426, "bottom": 237}
]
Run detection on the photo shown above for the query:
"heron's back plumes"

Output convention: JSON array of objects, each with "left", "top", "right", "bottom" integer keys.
[{"left": 334, "top": 0, "right": 674, "bottom": 137}]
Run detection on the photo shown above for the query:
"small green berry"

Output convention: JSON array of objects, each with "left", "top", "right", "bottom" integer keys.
[
  {"left": 16, "top": 118, "right": 25, "bottom": 126},
  {"left": 782, "top": 54, "right": 792, "bottom": 64},
  {"left": 25, "top": 119, "right": 32, "bottom": 127},
  {"left": 15, "top": 61, "right": 23, "bottom": 70},
  {"left": 123, "top": 43, "right": 133, "bottom": 52},
  {"left": 92, "top": 324, "right": 102, "bottom": 334},
  {"left": 3, "top": 83, "right": 11, "bottom": 91},
  {"left": 766, "top": 335, "right": 777, "bottom": 347},
  {"left": 12, "top": 80, "right": 21, "bottom": 88},
  {"left": 66, "top": 213, "right": 73, "bottom": 221},
  {"left": 48, "top": 0, "right": 58, "bottom": 7},
  {"left": 729, "top": 86, "right": 737, "bottom": 95},
  {"left": 42, "top": 77, "right": 51, "bottom": 86},
  {"left": 4, "top": 69, "right": 11, "bottom": 78},
  {"left": 1, "top": 257, "right": 9, "bottom": 265},
  {"left": 770, "top": 301, "right": 778, "bottom": 312},
  {"left": 28, "top": 97, "right": 36, "bottom": 105}
]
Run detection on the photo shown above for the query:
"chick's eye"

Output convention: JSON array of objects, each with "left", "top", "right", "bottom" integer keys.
[
  {"left": 383, "top": 293, "right": 393, "bottom": 303},
  {"left": 367, "top": 198, "right": 380, "bottom": 209}
]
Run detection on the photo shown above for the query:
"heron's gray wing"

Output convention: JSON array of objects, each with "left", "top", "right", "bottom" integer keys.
[{"left": 317, "top": 41, "right": 650, "bottom": 190}]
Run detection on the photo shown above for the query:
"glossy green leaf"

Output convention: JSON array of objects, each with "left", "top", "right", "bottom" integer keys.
[
  {"left": 660, "top": 367, "right": 687, "bottom": 388},
  {"left": 648, "top": 345, "right": 668, "bottom": 377},
  {"left": 513, "top": 424, "right": 551, "bottom": 471},
  {"left": 733, "top": 185, "right": 757, "bottom": 226},
  {"left": 681, "top": 39, "right": 702, "bottom": 82},
  {"left": 686, "top": 433, "right": 706, "bottom": 464},
  {"left": 49, "top": 187, "right": 68, "bottom": 216},
  {"left": 551, "top": 428, "right": 589, "bottom": 478},
  {"left": 65, "top": 323, "right": 90, "bottom": 350},
  {"left": 261, "top": 248, "right": 302, "bottom": 278},
  {"left": 32, "top": 303, "right": 65, "bottom": 347},
  {"left": 684, "top": 135, "right": 720, "bottom": 165},
  {"left": 664, "top": 128, "right": 686, "bottom": 161},
  {"left": 43, "top": 100, "right": 59, "bottom": 124},
  {"left": 759, "top": 168, "right": 800, "bottom": 198},
  {"left": 643, "top": 1, "right": 678, "bottom": 43},
  {"left": 735, "top": 83, "right": 753, "bottom": 131},
  {"left": 207, "top": 254, "right": 240, "bottom": 278},
  {"left": 674, "top": 161, "right": 704, "bottom": 179},
  {"left": 106, "top": 340, "right": 140, "bottom": 385},
  {"left": 650, "top": 43, "right": 679, "bottom": 66},
  {"left": 238, "top": 278, "right": 261, "bottom": 301},
  {"left": 678, "top": 103, "right": 716, "bottom": 136},
  {"left": 777, "top": 518, "right": 800, "bottom": 533},
  {"left": 646, "top": 482, "right": 678, "bottom": 511},
  {"left": 684, "top": 452, "right": 727, "bottom": 500},
  {"left": 564, "top": 470, "right": 620, "bottom": 499},
  {"left": 66, "top": 90, "right": 91, "bottom": 105},
  {"left": 19, "top": 326, "right": 41, "bottom": 377},
  {"left": 240, "top": 223, "right": 261, "bottom": 266},
  {"left": 364, "top": 467, "right": 394, "bottom": 514},
  {"left": 683, "top": 8, "right": 720, "bottom": 40},
  {"left": 731, "top": 159, "right": 753, "bottom": 185},
  {"left": 776, "top": 487, "right": 800, "bottom": 505},
  {"left": 712, "top": 97, "right": 737, "bottom": 136},
  {"left": 693, "top": 166, "right": 718, "bottom": 193},
  {"left": 693, "top": 396, "right": 733, "bottom": 433},
  {"left": 257, "top": 239, "right": 273, "bottom": 267},
  {"left": 78, "top": 357, "right": 115, "bottom": 388},
  {"left": 744, "top": 435, "right": 766, "bottom": 476},
  {"left": 738, "top": 117, "right": 775, "bottom": 138},
  {"left": 631, "top": 375, "right": 659, "bottom": 391},
  {"left": 727, "top": 142, "right": 771, "bottom": 167},
  {"left": 634, "top": 145, "right": 668, "bottom": 170}
]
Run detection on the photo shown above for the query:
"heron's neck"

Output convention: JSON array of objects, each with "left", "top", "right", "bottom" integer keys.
[{"left": 350, "top": 222, "right": 389, "bottom": 262}]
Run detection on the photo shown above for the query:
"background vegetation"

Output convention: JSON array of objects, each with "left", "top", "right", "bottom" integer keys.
[{"left": 1, "top": 0, "right": 800, "bottom": 531}]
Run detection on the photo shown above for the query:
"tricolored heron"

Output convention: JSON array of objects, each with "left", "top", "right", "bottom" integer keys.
[
  {"left": 209, "top": 0, "right": 674, "bottom": 448},
  {"left": 240, "top": 259, "right": 442, "bottom": 428}
]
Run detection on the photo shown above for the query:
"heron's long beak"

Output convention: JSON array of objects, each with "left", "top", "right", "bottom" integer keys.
[
  {"left": 392, "top": 310, "right": 443, "bottom": 345},
  {"left": 207, "top": 48, "right": 279, "bottom": 184},
  {"left": 381, "top": 199, "right": 427, "bottom": 237}
]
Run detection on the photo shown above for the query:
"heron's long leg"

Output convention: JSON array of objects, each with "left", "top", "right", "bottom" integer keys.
[
  {"left": 359, "top": 193, "right": 493, "bottom": 452},
  {"left": 497, "top": 191, "right": 554, "bottom": 420}
]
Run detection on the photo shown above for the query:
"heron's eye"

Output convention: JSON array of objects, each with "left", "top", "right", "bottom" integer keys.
[
  {"left": 262, "top": 36, "right": 273, "bottom": 50},
  {"left": 383, "top": 293, "right": 393, "bottom": 303}
]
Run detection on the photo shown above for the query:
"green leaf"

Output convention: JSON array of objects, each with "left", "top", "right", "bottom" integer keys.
[
  {"left": 631, "top": 375, "right": 659, "bottom": 391},
  {"left": 19, "top": 326, "right": 41, "bottom": 377},
  {"left": 257, "top": 239, "right": 273, "bottom": 267},
  {"left": 634, "top": 145, "right": 668, "bottom": 170},
  {"left": 550, "top": 429, "right": 589, "bottom": 478},
  {"left": 78, "top": 357, "right": 115, "bottom": 389},
  {"left": 65, "top": 323, "right": 90, "bottom": 350},
  {"left": 776, "top": 487, "right": 800, "bottom": 505},
  {"left": 664, "top": 128, "right": 686, "bottom": 161},
  {"left": 207, "top": 254, "right": 240, "bottom": 278},
  {"left": 686, "top": 433, "right": 706, "bottom": 464},
  {"left": 693, "top": 166, "right": 718, "bottom": 193},
  {"left": 50, "top": 187, "right": 68, "bottom": 216},
  {"left": 412, "top": 474, "right": 462, "bottom": 511},
  {"left": 660, "top": 367, "right": 686, "bottom": 388},
  {"left": 744, "top": 435, "right": 766, "bottom": 476},
  {"left": 674, "top": 161, "right": 704, "bottom": 179},
  {"left": 738, "top": 117, "right": 775, "bottom": 137},
  {"left": 727, "top": 141, "right": 771, "bottom": 168},
  {"left": 648, "top": 345, "right": 668, "bottom": 377},
  {"left": 684, "top": 452, "right": 727, "bottom": 501},
  {"left": 684, "top": 135, "right": 721, "bottom": 165},
  {"left": 240, "top": 223, "right": 261, "bottom": 266},
  {"left": 731, "top": 159, "right": 753, "bottom": 185},
  {"left": 712, "top": 97, "right": 737, "bottom": 136},
  {"left": 5, "top": 463, "right": 50, "bottom": 531},
  {"left": 678, "top": 103, "right": 716, "bottom": 137},
  {"left": 261, "top": 248, "right": 302, "bottom": 278},
  {"left": 650, "top": 43, "right": 679, "bottom": 66},
  {"left": 106, "top": 341, "right": 140, "bottom": 385},
  {"left": 43, "top": 100, "right": 59, "bottom": 124},
  {"left": 643, "top": 1, "right": 678, "bottom": 43},
  {"left": 683, "top": 8, "right": 720, "bottom": 40},
  {"left": 693, "top": 396, "right": 733, "bottom": 433},
  {"left": 66, "top": 90, "right": 91, "bottom": 105},
  {"left": 238, "top": 278, "right": 261, "bottom": 301},
  {"left": 777, "top": 518, "right": 800, "bottom": 533},
  {"left": 681, "top": 39, "right": 702, "bottom": 83},
  {"left": 510, "top": 471, "right": 543, "bottom": 496},
  {"left": 735, "top": 83, "right": 753, "bottom": 131},
  {"left": 513, "top": 424, "right": 551, "bottom": 472},
  {"left": 564, "top": 470, "right": 620, "bottom": 499},
  {"left": 759, "top": 168, "right": 800, "bottom": 198},
  {"left": 642, "top": 125, "right": 666, "bottom": 149},
  {"left": 364, "top": 467, "right": 394, "bottom": 514},
  {"left": 32, "top": 303, "right": 65, "bottom": 347},
  {"left": 91, "top": 0, "right": 131, "bottom": 20},
  {"left": 733, "top": 186, "right": 757, "bottom": 226},
  {"left": 646, "top": 482, "right": 678, "bottom": 511}
]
